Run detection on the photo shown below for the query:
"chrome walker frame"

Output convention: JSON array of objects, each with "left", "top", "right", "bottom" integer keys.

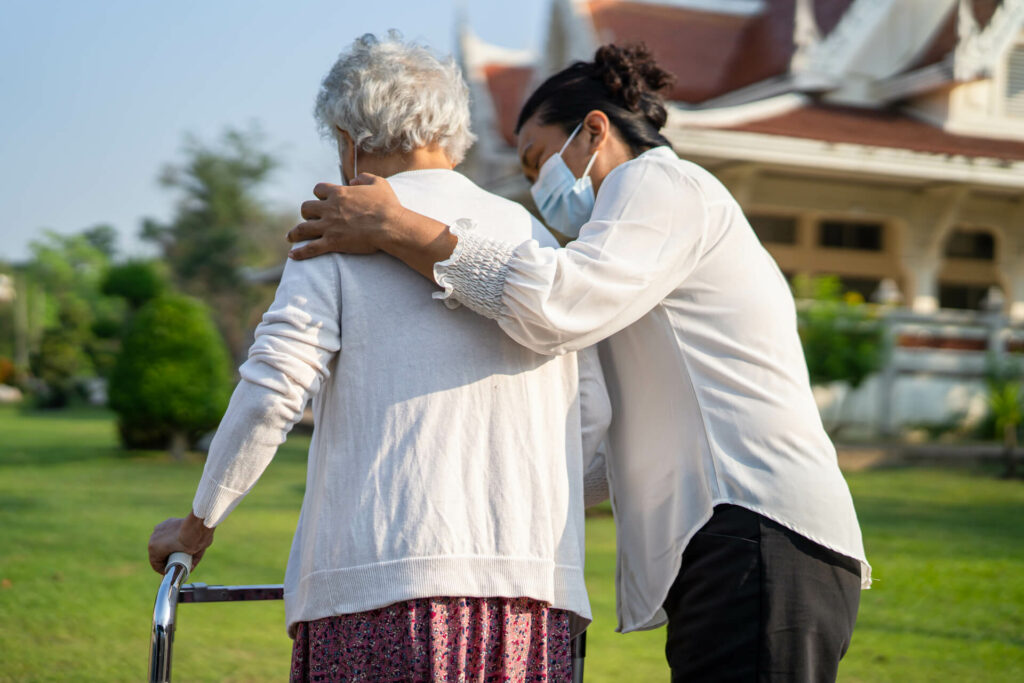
[{"left": 149, "top": 552, "right": 585, "bottom": 682}]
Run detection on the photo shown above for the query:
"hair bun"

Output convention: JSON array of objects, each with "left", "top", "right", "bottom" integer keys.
[{"left": 593, "top": 43, "right": 673, "bottom": 128}]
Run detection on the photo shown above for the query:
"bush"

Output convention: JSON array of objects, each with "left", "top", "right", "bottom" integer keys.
[
  {"left": 108, "top": 294, "right": 232, "bottom": 456},
  {"left": 794, "top": 275, "right": 884, "bottom": 388},
  {"left": 29, "top": 322, "right": 94, "bottom": 409},
  {"left": 986, "top": 355, "right": 1023, "bottom": 477},
  {"left": 101, "top": 261, "right": 166, "bottom": 310}
]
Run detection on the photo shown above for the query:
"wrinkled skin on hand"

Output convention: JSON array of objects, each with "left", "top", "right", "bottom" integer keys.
[
  {"left": 287, "top": 174, "right": 404, "bottom": 260},
  {"left": 148, "top": 513, "right": 215, "bottom": 574}
]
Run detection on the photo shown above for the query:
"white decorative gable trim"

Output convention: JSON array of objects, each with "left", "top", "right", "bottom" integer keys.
[
  {"left": 954, "top": 0, "right": 1024, "bottom": 80},
  {"left": 634, "top": 0, "right": 764, "bottom": 14},
  {"left": 666, "top": 94, "right": 808, "bottom": 128},
  {"left": 790, "top": 0, "right": 822, "bottom": 73},
  {"left": 807, "top": 0, "right": 893, "bottom": 80},
  {"left": 542, "top": 0, "right": 599, "bottom": 78},
  {"left": 457, "top": 25, "right": 534, "bottom": 171},
  {"left": 808, "top": 0, "right": 957, "bottom": 105}
]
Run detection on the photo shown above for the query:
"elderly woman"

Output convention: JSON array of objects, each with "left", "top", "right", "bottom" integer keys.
[{"left": 147, "top": 33, "right": 610, "bottom": 682}]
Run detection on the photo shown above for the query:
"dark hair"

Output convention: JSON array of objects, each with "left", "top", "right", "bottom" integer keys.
[{"left": 515, "top": 43, "right": 674, "bottom": 155}]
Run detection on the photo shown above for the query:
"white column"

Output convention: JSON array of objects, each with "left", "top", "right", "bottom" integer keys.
[
  {"left": 906, "top": 255, "right": 941, "bottom": 313},
  {"left": 900, "top": 186, "right": 969, "bottom": 313},
  {"left": 1002, "top": 251, "right": 1024, "bottom": 322},
  {"left": 1001, "top": 202, "right": 1024, "bottom": 322}
]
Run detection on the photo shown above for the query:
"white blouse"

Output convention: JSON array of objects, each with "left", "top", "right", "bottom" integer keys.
[
  {"left": 434, "top": 146, "right": 870, "bottom": 633},
  {"left": 191, "top": 169, "right": 612, "bottom": 636}
]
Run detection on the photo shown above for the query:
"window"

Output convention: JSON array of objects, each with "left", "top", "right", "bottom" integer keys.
[
  {"left": 819, "top": 220, "right": 884, "bottom": 251},
  {"left": 944, "top": 229, "right": 995, "bottom": 260},
  {"left": 748, "top": 215, "right": 798, "bottom": 245},
  {"left": 1007, "top": 44, "right": 1024, "bottom": 119},
  {"left": 939, "top": 283, "right": 996, "bottom": 311},
  {"left": 837, "top": 277, "right": 882, "bottom": 301}
]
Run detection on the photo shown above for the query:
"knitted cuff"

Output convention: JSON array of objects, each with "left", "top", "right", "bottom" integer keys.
[
  {"left": 432, "top": 218, "right": 516, "bottom": 320},
  {"left": 192, "top": 479, "right": 246, "bottom": 528}
]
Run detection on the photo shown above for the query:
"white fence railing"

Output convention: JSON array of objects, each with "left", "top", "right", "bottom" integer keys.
[{"left": 816, "top": 309, "right": 1024, "bottom": 437}]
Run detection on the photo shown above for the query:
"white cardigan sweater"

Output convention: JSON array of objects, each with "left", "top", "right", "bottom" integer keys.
[{"left": 192, "top": 169, "right": 611, "bottom": 635}]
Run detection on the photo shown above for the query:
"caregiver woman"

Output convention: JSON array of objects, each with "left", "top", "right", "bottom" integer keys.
[{"left": 290, "top": 44, "right": 871, "bottom": 682}]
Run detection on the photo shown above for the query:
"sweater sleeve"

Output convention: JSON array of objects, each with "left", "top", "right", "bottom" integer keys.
[
  {"left": 577, "top": 345, "right": 611, "bottom": 507},
  {"left": 192, "top": 253, "right": 342, "bottom": 527},
  {"left": 433, "top": 157, "right": 708, "bottom": 356}
]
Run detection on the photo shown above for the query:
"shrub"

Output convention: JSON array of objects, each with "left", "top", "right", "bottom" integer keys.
[
  {"left": 986, "top": 355, "right": 1023, "bottom": 478},
  {"left": 29, "top": 301, "right": 96, "bottom": 409},
  {"left": 108, "top": 294, "right": 232, "bottom": 457},
  {"left": 101, "top": 261, "right": 166, "bottom": 310},
  {"left": 794, "top": 275, "right": 884, "bottom": 389}
]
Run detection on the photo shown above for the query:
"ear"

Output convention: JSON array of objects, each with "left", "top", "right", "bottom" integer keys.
[
  {"left": 582, "top": 110, "right": 611, "bottom": 153},
  {"left": 336, "top": 127, "right": 355, "bottom": 147}
]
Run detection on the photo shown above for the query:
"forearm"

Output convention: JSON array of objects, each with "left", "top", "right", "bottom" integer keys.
[
  {"left": 379, "top": 207, "right": 455, "bottom": 282},
  {"left": 193, "top": 378, "right": 299, "bottom": 527},
  {"left": 178, "top": 511, "right": 215, "bottom": 553}
]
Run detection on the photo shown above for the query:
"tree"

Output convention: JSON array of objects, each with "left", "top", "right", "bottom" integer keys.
[
  {"left": 82, "top": 224, "right": 119, "bottom": 259},
  {"left": 794, "top": 275, "right": 885, "bottom": 436},
  {"left": 102, "top": 260, "right": 167, "bottom": 311},
  {"left": 28, "top": 298, "right": 95, "bottom": 408},
  {"left": 141, "top": 127, "right": 290, "bottom": 360},
  {"left": 795, "top": 275, "right": 884, "bottom": 389},
  {"left": 108, "top": 294, "right": 232, "bottom": 458},
  {"left": 23, "top": 231, "right": 119, "bottom": 406}
]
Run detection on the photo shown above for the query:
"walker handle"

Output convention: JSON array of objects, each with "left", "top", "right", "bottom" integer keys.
[
  {"left": 149, "top": 552, "right": 194, "bottom": 682},
  {"left": 166, "top": 552, "right": 193, "bottom": 581}
]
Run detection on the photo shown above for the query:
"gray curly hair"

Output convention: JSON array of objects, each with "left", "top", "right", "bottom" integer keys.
[{"left": 314, "top": 32, "right": 476, "bottom": 165}]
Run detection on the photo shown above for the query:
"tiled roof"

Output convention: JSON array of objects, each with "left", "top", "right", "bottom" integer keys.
[
  {"left": 718, "top": 104, "right": 1024, "bottom": 161},
  {"left": 482, "top": 64, "right": 535, "bottom": 147},
  {"left": 584, "top": 0, "right": 856, "bottom": 104}
]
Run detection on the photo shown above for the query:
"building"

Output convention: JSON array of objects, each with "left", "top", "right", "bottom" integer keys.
[{"left": 459, "top": 0, "right": 1024, "bottom": 320}]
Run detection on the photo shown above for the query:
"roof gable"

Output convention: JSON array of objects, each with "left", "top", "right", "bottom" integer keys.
[
  {"left": 482, "top": 64, "right": 535, "bottom": 146},
  {"left": 584, "top": 0, "right": 856, "bottom": 104},
  {"left": 910, "top": 0, "right": 1002, "bottom": 71}
]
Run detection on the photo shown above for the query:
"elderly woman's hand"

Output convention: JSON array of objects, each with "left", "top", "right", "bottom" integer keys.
[
  {"left": 148, "top": 513, "right": 215, "bottom": 574},
  {"left": 288, "top": 174, "right": 405, "bottom": 259}
]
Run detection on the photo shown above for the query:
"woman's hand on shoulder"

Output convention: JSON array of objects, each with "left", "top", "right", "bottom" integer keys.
[{"left": 287, "top": 174, "right": 405, "bottom": 260}]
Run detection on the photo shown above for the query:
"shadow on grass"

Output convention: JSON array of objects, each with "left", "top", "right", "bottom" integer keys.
[
  {"left": 855, "top": 495, "right": 1024, "bottom": 554},
  {"left": 0, "top": 446, "right": 187, "bottom": 468},
  {"left": 861, "top": 621, "right": 1024, "bottom": 649}
]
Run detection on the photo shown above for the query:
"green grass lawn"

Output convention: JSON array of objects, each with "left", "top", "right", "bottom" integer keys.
[{"left": 1, "top": 405, "right": 1022, "bottom": 681}]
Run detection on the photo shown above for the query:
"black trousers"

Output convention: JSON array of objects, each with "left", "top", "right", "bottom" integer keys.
[{"left": 662, "top": 504, "right": 861, "bottom": 682}]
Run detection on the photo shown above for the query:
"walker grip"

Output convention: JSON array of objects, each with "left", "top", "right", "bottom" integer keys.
[{"left": 166, "top": 552, "right": 193, "bottom": 579}]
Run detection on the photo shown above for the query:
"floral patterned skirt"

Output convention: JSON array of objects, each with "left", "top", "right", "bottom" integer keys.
[{"left": 289, "top": 596, "right": 572, "bottom": 682}]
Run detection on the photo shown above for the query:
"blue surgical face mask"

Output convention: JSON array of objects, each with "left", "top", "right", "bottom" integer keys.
[{"left": 530, "top": 122, "right": 599, "bottom": 238}]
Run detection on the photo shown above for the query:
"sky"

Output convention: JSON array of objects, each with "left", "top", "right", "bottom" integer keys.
[{"left": 0, "top": 0, "right": 549, "bottom": 263}]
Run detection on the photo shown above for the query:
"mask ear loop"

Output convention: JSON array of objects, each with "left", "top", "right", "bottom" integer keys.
[
  {"left": 559, "top": 122, "right": 584, "bottom": 155},
  {"left": 580, "top": 149, "right": 599, "bottom": 180},
  {"left": 561, "top": 121, "right": 599, "bottom": 180}
]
